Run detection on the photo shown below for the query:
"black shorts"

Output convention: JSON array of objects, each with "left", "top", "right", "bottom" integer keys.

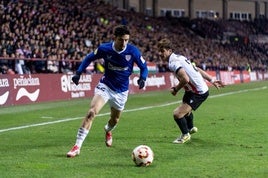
[{"left": 182, "top": 91, "right": 209, "bottom": 111}]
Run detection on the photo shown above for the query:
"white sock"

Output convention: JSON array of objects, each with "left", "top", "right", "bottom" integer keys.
[
  {"left": 104, "top": 123, "right": 116, "bottom": 132},
  {"left": 75, "top": 127, "right": 89, "bottom": 148}
]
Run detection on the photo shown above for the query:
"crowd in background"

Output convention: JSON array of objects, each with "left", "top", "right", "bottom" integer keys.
[{"left": 0, "top": 0, "right": 268, "bottom": 75}]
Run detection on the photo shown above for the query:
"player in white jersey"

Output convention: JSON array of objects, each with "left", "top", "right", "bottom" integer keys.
[{"left": 157, "top": 38, "right": 224, "bottom": 144}]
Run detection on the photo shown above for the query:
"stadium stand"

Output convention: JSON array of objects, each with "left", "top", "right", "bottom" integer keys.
[{"left": 0, "top": 0, "right": 267, "bottom": 75}]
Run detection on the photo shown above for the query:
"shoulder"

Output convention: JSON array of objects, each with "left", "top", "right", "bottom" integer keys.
[
  {"left": 170, "top": 53, "right": 186, "bottom": 61},
  {"left": 169, "top": 53, "right": 186, "bottom": 72},
  {"left": 126, "top": 43, "right": 141, "bottom": 53},
  {"left": 94, "top": 42, "right": 112, "bottom": 54},
  {"left": 98, "top": 42, "right": 112, "bottom": 50}
]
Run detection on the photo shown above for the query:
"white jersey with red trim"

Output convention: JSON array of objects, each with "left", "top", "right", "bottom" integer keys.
[{"left": 168, "top": 53, "right": 208, "bottom": 94}]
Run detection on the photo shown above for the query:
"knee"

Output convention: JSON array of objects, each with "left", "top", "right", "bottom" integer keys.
[
  {"left": 173, "top": 109, "right": 179, "bottom": 118},
  {"left": 173, "top": 114, "right": 180, "bottom": 120},
  {"left": 85, "top": 110, "right": 96, "bottom": 121},
  {"left": 173, "top": 110, "right": 184, "bottom": 119}
]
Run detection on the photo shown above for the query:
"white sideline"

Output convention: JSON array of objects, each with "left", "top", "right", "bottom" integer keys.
[{"left": 0, "top": 86, "right": 266, "bottom": 133}]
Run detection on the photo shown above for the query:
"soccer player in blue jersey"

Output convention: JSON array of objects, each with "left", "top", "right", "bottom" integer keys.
[{"left": 67, "top": 25, "right": 148, "bottom": 157}]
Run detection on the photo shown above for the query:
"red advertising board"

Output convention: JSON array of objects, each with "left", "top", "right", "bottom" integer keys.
[
  {"left": 0, "top": 74, "right": 100, "bottom": 106},
  {"left": 220, "top": 71, "right": 251, "bottom": 85},
  {"left": 0, "top": 70, "right": 251, "bottom": 107}
]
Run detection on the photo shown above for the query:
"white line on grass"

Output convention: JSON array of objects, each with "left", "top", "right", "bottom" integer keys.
[{"left": 0, "top": 86, "right": 266, "bottom": 133}]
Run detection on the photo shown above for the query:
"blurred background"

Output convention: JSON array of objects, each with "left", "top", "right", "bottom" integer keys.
[{"left": 0, "top": 0, "right": 267, "bottom": 75}]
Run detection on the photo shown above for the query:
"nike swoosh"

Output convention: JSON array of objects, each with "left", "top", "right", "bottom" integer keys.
[
  {"left": 16, "top": 88, "right": 40, "bottom": 101},
  {"left": 0, "top": 91, "right": 9, "bottom": 105}
]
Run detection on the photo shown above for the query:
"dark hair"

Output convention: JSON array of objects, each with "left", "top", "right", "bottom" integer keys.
[
  {"left": 157, "top": 38, "right": 173, "bottom": 50},
  {"left": 113, "top": 25, "right": 130, "bottom": 37}
]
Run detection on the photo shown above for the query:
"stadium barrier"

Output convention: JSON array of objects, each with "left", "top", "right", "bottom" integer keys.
[{"left": 0, "top": 70, "right": 266, "bottom": 107}]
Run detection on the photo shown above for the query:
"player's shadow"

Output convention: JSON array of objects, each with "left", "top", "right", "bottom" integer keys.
[
  {"left": 55, "top": 147, "right": 136, "bottom": 168},
  {"left": 189, "top": 137, "right": 219, "bottom": 147}
]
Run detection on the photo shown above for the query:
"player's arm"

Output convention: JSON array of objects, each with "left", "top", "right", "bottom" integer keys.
[
  {"left": 138, "top": 57, "right": 148, "bottom": 81},
  {"left": 137, "top": 59, "right": 148, "bottom": 89},
  {"left": 72, "top": 52, "right": 96, "bottom": 85},
  {"left": 77, "top": 53, "right": 95, "bottom": 73},
  {"left": 197, "top": 67, "right": 225, "bottom": 89},
  {"left": 171, "top": 67, "right": 189, "bottom": 96},
  {"left": 197, "top": 67, "right": 213, "bottom": 82},
  {"left": 135, "top": 54, "right": 148, "bottom": 89}
]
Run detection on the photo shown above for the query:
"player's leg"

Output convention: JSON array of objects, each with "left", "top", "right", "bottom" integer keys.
[
  {"left": 185, "top": 112, "right": 198, "bottom": 134},
  {"left": 185, "top": 112, "right": 193, "bottom": 129},
  {"left": 67, "top": 84, "right": 108, "bottom": 157},
  {"left": 104, "top": 89, "right": 128, "bottom": 147},
  {"left": 104, "top": 107, "right": 122, "bottom": 147},
  {"left": 185, "top": 91, "right": 209, "bottom": 135},
  {"left": 172, "top": 103, "right": 192, "bottom": 144}
]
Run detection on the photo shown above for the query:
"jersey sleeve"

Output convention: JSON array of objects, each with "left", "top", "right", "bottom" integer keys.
[
  {"left": 169, "top": 59, "right": 182, "bottom": 73},
  {"left": 169, "top": 54, "right": 187, "bottom": 74},
  {"left": 133, "top": 48, "right": 148, "bottom": 80},
  {"left": 77, "top": 48, "right": 102, "bottom": 73}
]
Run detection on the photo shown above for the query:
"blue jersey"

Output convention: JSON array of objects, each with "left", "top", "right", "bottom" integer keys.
[{"left": 77, "top": 42, "right": 148, "bottom": 92}]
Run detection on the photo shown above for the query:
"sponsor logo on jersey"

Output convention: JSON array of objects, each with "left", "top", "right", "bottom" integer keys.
[{"left": 108, "top": 63, "right": 128, "bottom": 71}]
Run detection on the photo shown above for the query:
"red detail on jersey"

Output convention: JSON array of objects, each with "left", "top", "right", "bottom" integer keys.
[{"left": 184, "top": 82, "right": 199, "bottom": 94}]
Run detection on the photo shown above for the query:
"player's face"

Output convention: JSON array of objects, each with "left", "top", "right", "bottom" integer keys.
[
  {"left": 158, "top": 48, "right": 171, "bottom": 61},
  {"left": 114, "top": 35, "right": 130, "bottom": 51}
]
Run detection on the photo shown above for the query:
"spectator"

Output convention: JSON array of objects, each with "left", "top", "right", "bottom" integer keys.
[
  {"left": 0, "top": 0, "right": 267, "bottom": 74},
  {"left": 0, "top": 65, "right": 15, "bottom": 75}
]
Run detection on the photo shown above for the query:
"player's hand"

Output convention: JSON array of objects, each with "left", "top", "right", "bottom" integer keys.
[
  {"left": 72, "top": 71, "right": 81, "bottom": 85},
  {"left": 211, "top": 80, "right": 225, "bottom": 90},
  {"left": 171, "top": 87, "right": 178, "bottom": 96},
  {"left": 137, "top": 78, "right": 145, "bottom": 89}
]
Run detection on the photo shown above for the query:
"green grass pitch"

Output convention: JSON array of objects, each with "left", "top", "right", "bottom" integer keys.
[{"left": 0, "top": 81, "right": 267, "bottom": 178}]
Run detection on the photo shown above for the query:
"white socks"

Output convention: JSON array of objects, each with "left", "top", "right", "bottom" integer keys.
[
  {"left": 104, "top": 123, "right": 116, "bottom": 132},
  {"left": 75, "top": 123, "right": 116, "bottom": 148},
  {"left": 75, "top": 127, "right": 89, "bottom": 147}
]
